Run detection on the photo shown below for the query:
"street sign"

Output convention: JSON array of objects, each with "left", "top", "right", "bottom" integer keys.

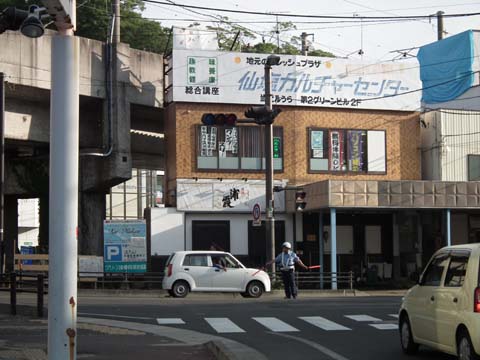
[
  {"left": 103, "top": 220, "right": 147, "bottom": 273},
  {"left": 252, "top": 203, "right": 261, "bottom": 227}
]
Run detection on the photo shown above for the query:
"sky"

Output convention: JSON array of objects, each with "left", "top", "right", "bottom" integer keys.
[{"left": 143, "top": 0, "right": 480, "bottom": 61}]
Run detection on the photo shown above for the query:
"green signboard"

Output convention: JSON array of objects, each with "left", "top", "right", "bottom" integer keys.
[{"left": 273, "top": 137, "right": 281, "bottom": 159}]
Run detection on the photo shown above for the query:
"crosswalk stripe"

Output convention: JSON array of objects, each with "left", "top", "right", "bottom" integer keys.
[
  {"left": 389, "top": 314, "right": 399, "bottom": 319},
  {"left": 253, "top": 317, "right": 299, "bottom": 332},
  {"left": 299, "top": 316, "right": 351, "bottom": 331},
  {"left": 369, "top": 323, "right": 399, "bottom": 330},
  {"left": 205, "top": 318, "right": 246, "bottom": 333},
  {"left": 345, "top": 315, "right": 382, "bottom": 322},
  {"left": 156, "top": 318, "right": 185, "bottom": 325}
]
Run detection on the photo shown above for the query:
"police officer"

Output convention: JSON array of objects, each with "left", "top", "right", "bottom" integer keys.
[{"left": 275, "top": 242, "right": 308, "bottom": 299}]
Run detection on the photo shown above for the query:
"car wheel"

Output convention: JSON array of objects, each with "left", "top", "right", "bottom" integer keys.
[
  {"left": 172, "top": 280, "right": 189, "bottom": 298},
  {"left": 240, "top": 292, "right": 250, "bottom": 298},
  {"left": 399, "top": 314, "right": 419, "bottom": 355},
  {"left": 458, "top": 330, "right": 480, "bottom": 360},
  {"left": 247, "top": 281, "right": 263, "bottom": 298}
]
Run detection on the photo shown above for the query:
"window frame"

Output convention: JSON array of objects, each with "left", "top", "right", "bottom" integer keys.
[
  {"left": 307, "top": 127, "right": 387, "bottom": 175},
  {"left": 444, "top": 251, "right": 471, "bottom": 288},
  {"left": 195, "top": 125, "right": 284, "bottom": 173},
  {"left": 182, "top": 254, "right": 209, "bottom": 267},
  {"left": 467, "top": 154, "right": 480, "bottom": 181},
  {"left": 420, "top": 252, "right": 450, "bottom": 287}
]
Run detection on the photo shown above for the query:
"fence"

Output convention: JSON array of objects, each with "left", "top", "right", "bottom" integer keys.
[{"left": 0, "top": 273, "right": 46, "bottom": 317}]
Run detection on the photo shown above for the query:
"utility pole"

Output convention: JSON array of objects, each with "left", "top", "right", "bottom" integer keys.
[
  {"left": 276, "top": 15, "right": 280, "bottom": 54},
  {"left": 264, "top": 57, "right": 275, "bottom": 274},
  {"left": 48, "top": 31, "right": 79, "bottom": 360},
  {"left": 436, "top": 10, "right": 445, "bottom": 40},
  {"left": 112, "top": 0, "right": 120, "bottom": 44},
  {"left": 301, "top": 32, "right": 314, "bottom": 56},
  {"left": 0, "top": 73, "right": 4, "bottom": 276}
]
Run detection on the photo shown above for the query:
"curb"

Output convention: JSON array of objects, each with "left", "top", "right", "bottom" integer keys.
[{"left": 205, "top": 341, "right": 236, "bottom": 360}]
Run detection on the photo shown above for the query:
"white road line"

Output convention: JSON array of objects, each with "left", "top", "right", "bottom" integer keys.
[
  {"left": 271, "top": 332, "right": 350, "bottom": 360},
  {"left": 299, "top": 316, "right": 351, "bottom": 331},
  {"left": 78, "top": 312, "right": 153, "bottom": 320},
  {"left": 389, "top": 314, "right": 399, "bottom": 319},
  {"left": 252, "top": 317, "right": 299, "bottom": 332},
  {"left": 369, "top": 323, "right": 399, "bottom": 330},
  {"left": 204, "top": 318, "right": 245, "bottom": 333},
  {"left": 156, "top": 318, "right": 185, "bottom": 325},
  {"left": 345, "top": 315, "right": 382, "bottom": 322}
]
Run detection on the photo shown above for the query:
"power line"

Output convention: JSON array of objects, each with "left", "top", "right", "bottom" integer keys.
[{"left": 140, "top": 1, "right": 480, "bottom": 20}]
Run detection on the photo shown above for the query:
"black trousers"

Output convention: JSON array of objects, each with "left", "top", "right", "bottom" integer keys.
[{"left": 281, "top": 269, "right": 297, "bottom": 298}]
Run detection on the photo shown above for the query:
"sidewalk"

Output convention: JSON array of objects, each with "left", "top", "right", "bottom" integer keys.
[{"left": 0, "top": 313, "right": 215, "bottom": 360}]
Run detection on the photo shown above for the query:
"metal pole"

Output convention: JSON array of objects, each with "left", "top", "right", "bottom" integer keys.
[
  {"left": 446, "top": 209, "right": 451, "bottom": 247},
  {"left": 264, "top": 63, "right": 275, "bottom": 275},
  {"left": 436, "top": 11, "right": 445, "bottom": 40},
  {"left": 10, "top": 272, "right": 16, "bottom": 315},
  {"left": 319, "top": 211, "right": 324, "bottom": 289},
  {"left": 0, "top": 73, "right": 4, "bottom": 276},
  {"left": 330, "top": 208, "right": 337, "bottom": 290},
  {"left": 48, "top": 29, "right": 79, "bottom": 360}
]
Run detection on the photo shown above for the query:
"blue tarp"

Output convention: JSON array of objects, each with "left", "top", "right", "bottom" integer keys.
[{"left": 417, "top": 30, "right": 474, "bottom": 103}]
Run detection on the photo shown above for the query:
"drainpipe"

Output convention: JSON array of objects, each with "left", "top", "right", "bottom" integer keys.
[{"left": 80, "top": 12, "right": 115, "bottom": 157}]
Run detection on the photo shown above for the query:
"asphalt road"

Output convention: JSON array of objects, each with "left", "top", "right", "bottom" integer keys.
[{"left": 77, "top": 295, "right": 456, "bottom": 360}]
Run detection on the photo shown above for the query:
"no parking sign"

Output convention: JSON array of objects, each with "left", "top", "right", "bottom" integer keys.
[{"left": 252, "top": 203, "right": 261, "bottom": 227}]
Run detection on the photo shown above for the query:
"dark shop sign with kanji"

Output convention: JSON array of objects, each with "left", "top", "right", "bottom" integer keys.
[{"left": 171, "top": 49, "right": 421, "bottom": 111}]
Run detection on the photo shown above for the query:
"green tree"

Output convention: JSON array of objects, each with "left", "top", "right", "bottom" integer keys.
[
  {"left": 0, "top": 0, "right": 172, "bottom": 54},
  {"left": 206, "top": 16, "right": 255, "bottom": 52}
]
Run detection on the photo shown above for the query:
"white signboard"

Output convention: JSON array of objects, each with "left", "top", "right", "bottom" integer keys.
[
  {"left": 79, "top": 256, "right": 104, "bottom": 277},
  {"left": 171, "top": 49, "right": 421, "bottom": 111},
  {"left": 176, "top": 179, "right": 286, "bottom": 212}
]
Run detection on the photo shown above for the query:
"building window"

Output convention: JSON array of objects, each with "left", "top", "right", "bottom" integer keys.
[
  {"left": 468, "top": 155, "right": 480, "bottom": 180},
  {"left": 197, "top": 125, "right": 283, "bottom": 171},
  {"left": 106, "top": 168, "right": 163, "bottom": 220},
  {"left": 308, "top": 128, "right": 385, "bottom": 173}
]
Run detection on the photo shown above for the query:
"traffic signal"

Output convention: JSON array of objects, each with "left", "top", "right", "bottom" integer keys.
[
  {"left": 201, "top": 113, "right": 237, "bottom": 126},
  {"left": 244, "top": 106, "right": 282, "bottom": 125},
  {"left": 295, "top": 191, "right": 307, "bottom": 211}
]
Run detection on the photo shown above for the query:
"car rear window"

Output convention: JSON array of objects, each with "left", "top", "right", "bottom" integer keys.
[
  {"left": 183, "top": 254, "right": 208, "bottom": 267},
  {"left": 445, "top": 254, "right": 470, "bottom": 287}
]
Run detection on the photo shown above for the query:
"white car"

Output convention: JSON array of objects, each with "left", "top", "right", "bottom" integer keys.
[
  {"left": 399, "top": 244, "right": 480, "bottom": 360},
  {"left": 162, "top": 251, "right": 271, "bottom": 298}
]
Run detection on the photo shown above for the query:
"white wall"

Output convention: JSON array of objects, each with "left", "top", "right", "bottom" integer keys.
[
  {"left": 185, "top": 213, "right": 293, "bottom": 256},
  {"left": 441, "top": 110, "right": 480, "bottom": 181},
  {"left": 150, "top": 208, "right": 185, "bottom": 256}
]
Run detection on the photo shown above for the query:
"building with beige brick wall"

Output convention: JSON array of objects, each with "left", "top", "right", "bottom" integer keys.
[{"left": 148, "top": 48, "right": 479, "bottom": 288}]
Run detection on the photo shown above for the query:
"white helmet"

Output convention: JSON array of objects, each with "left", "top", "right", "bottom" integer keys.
[{"left": 282, "top": 242, "right": 292, "bottom": 249}]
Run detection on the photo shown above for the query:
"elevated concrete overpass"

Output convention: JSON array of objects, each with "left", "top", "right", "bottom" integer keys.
[{"left": 1, "top": 30, "right": 165, "bottom": 269}]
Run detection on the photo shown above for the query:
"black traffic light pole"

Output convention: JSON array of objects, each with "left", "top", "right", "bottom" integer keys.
[
  {"left": 0, "top": 73, "right": 4, "bottom": 276},
  {"left": 264, "top": 60, "right": 276, "bottom": 275}
]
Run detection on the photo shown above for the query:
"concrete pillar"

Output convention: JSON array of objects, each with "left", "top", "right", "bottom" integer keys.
[
  {"left": 4, "top": 195, "right": 18, "bottom": 272},
  {"left": 78, "top": 191, "right": 106, "bottom": 256},
  {"left": 319, "top": 211, "right": 324, "bottom": 289},
  {"left": 392, "top": 213, "right": 401, "bottom": 280},
  {"left": 330, "top": 208, "right": 337, "bottom": 290},
  {"left": 446, "top": 209, "right": 451, "bottom": 247}
]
